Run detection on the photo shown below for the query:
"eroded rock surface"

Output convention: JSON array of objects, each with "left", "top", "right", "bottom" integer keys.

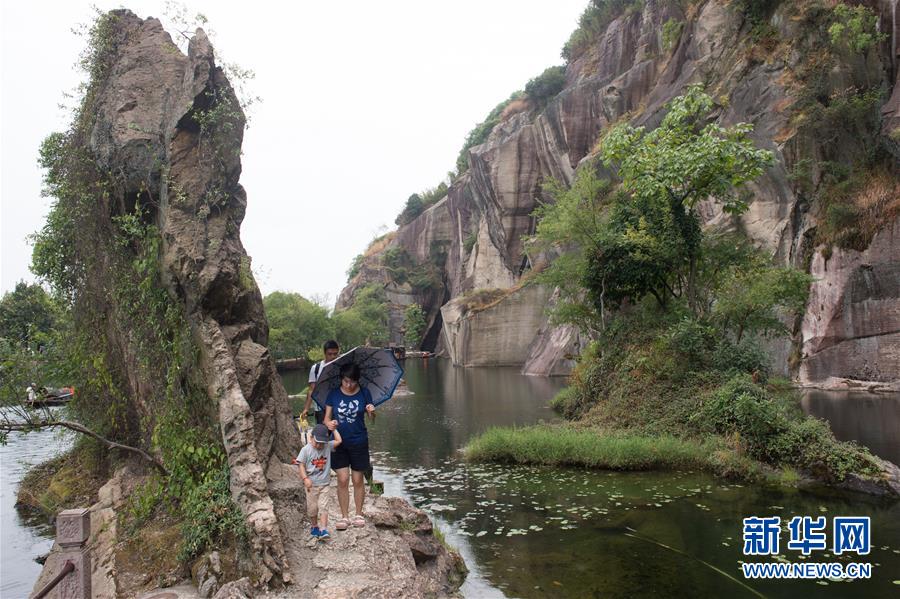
[
  {"left": 800, "top": 218, "right": 900, "bottom": 388},
  {"left": 34, "top": 9, "right": 463, "bottom": 596},
  {"left": 268, "top": 477, "right": 465, "bottom": 599},
  {"left": 84, "top": 10, "right": 297, "bottom": 582},
  {"left": 340, "top": 0, "right": 900, "bottom": 385}
]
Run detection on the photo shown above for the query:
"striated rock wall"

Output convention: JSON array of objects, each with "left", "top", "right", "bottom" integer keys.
[
  {"left": 441, "top": 285, "right": 553, "bottom": 367},
  {"left": 341, "top": 0, "right": 900, "bottom": 384},
  {"left": 800, "top": 218, "right": 900, "bottom": 388}
]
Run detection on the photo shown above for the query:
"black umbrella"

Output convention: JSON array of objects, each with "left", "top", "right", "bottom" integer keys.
[{"left": 310, "top": 346, "right": 404, "bottom": 409}]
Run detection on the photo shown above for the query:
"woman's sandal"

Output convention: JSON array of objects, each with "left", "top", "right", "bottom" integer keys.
[
  {"left": 351, "top": 515, "right": 366, "bottom": 528},
  {"left": 335, "top": 518, "right": 349, "bottom": 531}
]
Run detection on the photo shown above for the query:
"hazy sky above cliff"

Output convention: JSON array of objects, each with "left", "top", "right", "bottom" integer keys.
[{"left": 2, "top": 0, "right": 587, "bottom": 305}]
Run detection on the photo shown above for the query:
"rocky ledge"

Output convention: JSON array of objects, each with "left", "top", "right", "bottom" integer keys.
[{"left": 32, "top": 465, "right": 465, "bottom": 599}]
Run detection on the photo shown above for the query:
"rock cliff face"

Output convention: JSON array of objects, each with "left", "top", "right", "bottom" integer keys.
[
  {"left": 35, "top": 10, "right": 464, "bottom": 595},
  {"left": 86, "top": 11, "right": 297, "bottom": 582},
  {"left": 340, "top": 0, "right": 900, "bottom": 385},
  {"left": 801, "top": 218, "right": 900, "bottom": 388}
]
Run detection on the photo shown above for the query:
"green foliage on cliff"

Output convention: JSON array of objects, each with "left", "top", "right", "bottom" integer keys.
[
  {"left": 524, "top": 66, "right": 567, "bottom": 106},
  {"left": 455, "top": 92, "right": 523, "bottom": 174},
  {"left": 782, "top": 3, "right": 894, "bottom": 252},
  {"left": 26, "top": 10, "right": 245, "bottom": 562},
  {"left": 828, "top": 3, "right": 887, "bottom": 54},
  {"left": 379, "top": 246, "right": 443, "bottom": 292},
  {"left": 395, "top": 183, "right": 448, "bottom": 226},
  {"left": 347, "top": 253, "right": 365, "bottom": 281},
  {"left": 333, "top": 284, "right": 390, "bottom": 347},
  {"left": 403, "top": 303, "right": 427, "bottom": 348},
  {"left": 530, "top": 87, "right": 789, "bottom": 338},
  {"left": 561, "top": 0, "right": 641, "bottom": 62},
  {"left": 661, "top": 18, "right": 683, "bottom": 51},
  {"left": 264, "top": 292, "right": 332, "bottom": 360}
]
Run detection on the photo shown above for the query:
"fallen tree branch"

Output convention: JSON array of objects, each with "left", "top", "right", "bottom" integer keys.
[{"left": 1, "top": 419, "right": 168, "bottom": 476}]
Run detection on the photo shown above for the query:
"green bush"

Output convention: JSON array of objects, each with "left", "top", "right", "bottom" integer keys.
[
  {"left": 463, "top": 231, "right": 477, "bottom": 255},
  {"left": 395, "top": 194, "right": 425, "bottom": 226},
  {"left": 735, "top": 0, "right": 782, "bottom": 26},
  {"left": 829, "top": 3, "right": 887, "bottom": 54},
  {"left": 666, "top": 317, "right": 714, "bottom": 366},
  {"left": 524, "top": 66, "right": 566, "bottom": 105},
  {"left": 661, "top": 18, "right": 683, "bottom": 51},
  {"left": 456, "top": 92, "right": 523, "bottom": 174},
  {"left": 178, "top": 466, "right": 247, "bottom": 562},
  {"left": 404, "top": 303, "right": 427, "bottom": 347},
  {"left": 561, "top": 0, "right": 640, "bottom": 62},
  {"left": 699, "top": 375, "right": 878, "bottom": 481},
  {"left": 395, "top": 183, "right": 449, "bottom": 227},
  {"left": 346, "top": 253, "right": 364, "bottom": 280},
  {"left": 549, "top": 387, "right": 583, "bottom": 419},
  {"left": 711, "top": 337, "right": 770, "bottom": 379},
  {"left": 382, "top": 247, "right": 411, "bottom": 284}
]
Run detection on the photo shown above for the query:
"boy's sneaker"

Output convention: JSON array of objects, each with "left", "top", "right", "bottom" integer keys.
[
  {"left": 310, "top": 526, "right": 321, "bottom": 537},
  {"left": 318, "top": 529, "right": 330, "bottom": 539}
]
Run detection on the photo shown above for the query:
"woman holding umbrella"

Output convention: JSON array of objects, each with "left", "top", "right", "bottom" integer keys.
[{"left": 324, "top": 362, "right": 375, "bottom": 530}]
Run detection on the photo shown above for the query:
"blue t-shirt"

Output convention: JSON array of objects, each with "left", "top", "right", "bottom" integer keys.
[{"left": 326, "top": 386, "right": 373, "bottom": 446}]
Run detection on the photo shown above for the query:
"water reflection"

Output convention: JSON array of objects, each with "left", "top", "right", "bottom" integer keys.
[
  {"left": 801, "top": 390, "right": 900, "bottom": 465},
  {"left": 286, "top": 360, "right": 900, "bottom": 598},
  {"left": 0, "top": 415, "right": 72, "bottom": 597}
]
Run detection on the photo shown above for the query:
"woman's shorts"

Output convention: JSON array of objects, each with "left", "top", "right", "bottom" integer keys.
[{"left": 331, "top": 441, "right": 370, "bottom": 472}]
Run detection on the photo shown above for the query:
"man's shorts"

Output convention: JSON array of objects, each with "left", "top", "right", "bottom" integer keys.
[
  {"left": 331, "top": 442, "right": 370, "bottom": 472},
  {"left": 306, "top": 484, "right": 330, "bottom": 519}
]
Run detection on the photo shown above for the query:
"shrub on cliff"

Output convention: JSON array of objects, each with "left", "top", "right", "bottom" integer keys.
[
  {"left": 828, "top": 3, "right": 887, "bottom": 54},
  {"left": 561, "top": 0, "right": 641, "bottom": 62},
  {"left": 23, "top": 9, "right": 262, "bottom": 565},
  {"left": 333, "top": 284, "right": 389, "bottom": 347},
  {"left": 524, "top": 66, "right": 566, "bottom": 106},
  {"left": 455, "top": 92, "right": 523, "bottom": 174},
  {"left": 403, "top": 304, "right": 427, "bottom": 348},
  {"left": 395, "top": 183, "right": 449, "bottom": 226}
]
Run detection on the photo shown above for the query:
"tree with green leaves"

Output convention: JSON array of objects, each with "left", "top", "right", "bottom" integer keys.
[
  {"left": 528, "top": 168, "right": 613, "bottom": 333},
  {"left": 710, "top": 252, "right": 812, "bottom": 342},
  {"left": 598, "top": 84, "right": 774, "bottom": 312},
  {"left": 332, "top": 284, "right": 389, "bottom": 348},
  {"left": 0, "top": 282, "right": 61, "bottom": 349},
  {"left": 263, "top": 291, "right": 333, "bottom": 361},
  {"left": 403, "top": 304, "right": 427, "bottom": 348}
]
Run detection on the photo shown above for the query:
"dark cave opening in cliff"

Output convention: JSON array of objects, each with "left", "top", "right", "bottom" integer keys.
[{"left": 420, "top": 287, "right": 451, "bottom": 352}]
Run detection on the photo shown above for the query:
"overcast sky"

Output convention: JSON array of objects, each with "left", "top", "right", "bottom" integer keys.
[{"left": 2, "top": 0, "right": 587, "bottom": 306}]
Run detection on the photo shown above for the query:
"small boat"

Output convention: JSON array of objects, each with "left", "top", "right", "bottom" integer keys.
[{"left": 25, "top": 386, "right": 74, "bottom": 408}]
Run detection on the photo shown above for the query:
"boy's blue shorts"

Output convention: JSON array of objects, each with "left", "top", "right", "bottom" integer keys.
[{"left": 331, "top": 441, "right": 370, "bottom": 472}]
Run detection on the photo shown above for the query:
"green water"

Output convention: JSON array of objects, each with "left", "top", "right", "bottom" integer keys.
[{"left": 281, "top": 360, "right": 900, "bottom": 598}]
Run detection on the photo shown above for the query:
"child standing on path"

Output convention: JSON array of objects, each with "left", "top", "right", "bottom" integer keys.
[{"left": 296, "top": 423, "right": 342, "bottom": 539}]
